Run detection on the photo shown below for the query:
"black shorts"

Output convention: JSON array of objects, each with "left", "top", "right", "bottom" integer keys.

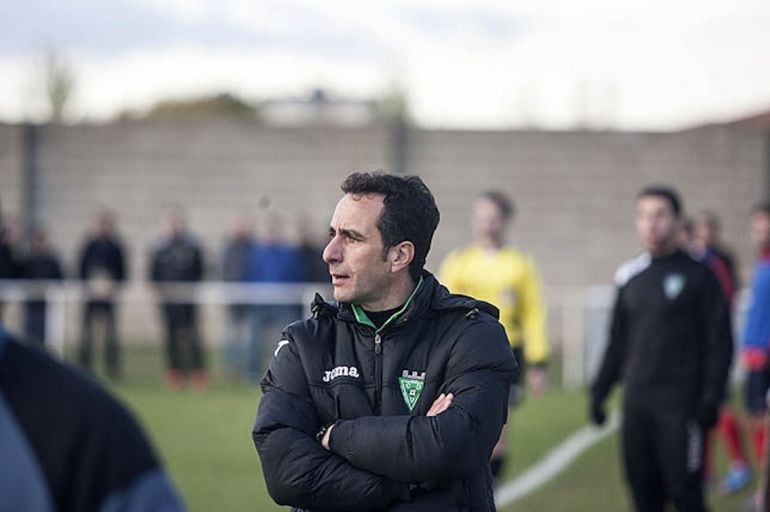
[{"left": 744, "top": 366, "right": 770, "bottom": 414}]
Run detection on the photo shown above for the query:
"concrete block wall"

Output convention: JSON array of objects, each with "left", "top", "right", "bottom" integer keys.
[
  {"left": 417, "top": 127, "right": 766, "bottom": 288},
  {"left": 0, "top": 120, "right": 766, "bottom": 347},
  {"left": 0, "top": 125, "right": 23, "bottom": 221}
]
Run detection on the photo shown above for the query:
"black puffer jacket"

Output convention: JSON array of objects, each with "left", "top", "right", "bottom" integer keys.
[{"left": 253, "top": 272, "right": 518, "bottom": 512}]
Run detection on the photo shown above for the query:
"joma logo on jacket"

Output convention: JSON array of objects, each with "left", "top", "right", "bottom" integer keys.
[{"left": 323, "top": 366, "right": 360, "bottom": 382}]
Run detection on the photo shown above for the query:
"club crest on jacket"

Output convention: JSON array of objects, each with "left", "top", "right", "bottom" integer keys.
[
  {"left": 399, "top": 370, "right": 426, "bottom": 412},
  {"left": 663, "top": 273, "right": 685, "bottom": 300}
]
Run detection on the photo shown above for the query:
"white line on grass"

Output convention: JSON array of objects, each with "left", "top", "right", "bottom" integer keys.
[{"left": 494, "top": 412, "right": 620, "bottom": 509}]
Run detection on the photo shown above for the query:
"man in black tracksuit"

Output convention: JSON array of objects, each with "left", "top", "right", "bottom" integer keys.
[
  {"left": 253, "top": 172, "right": 518, "bottom": 511},
  {"left": 20, "top": 230, "right": 64, "bottom": 347},
  {"left": 590, "top": 186, "right": 733, "bottom": 512},
  {"left": 77, "top": 211, "right": 127, "bottom": 379},
  {"left": 149, "top": 210, "right": 206, "bottom": 389}
]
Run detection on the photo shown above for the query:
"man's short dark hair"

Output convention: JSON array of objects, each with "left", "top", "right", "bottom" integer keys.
[
  {"left": 479, "top": 191, "right": 515, "bottom": 220},
  {"left": 752, "top": 201, "right": 770, "bottom": 217},
  {"left": 637, "top": 185, "right": 682, "bottom": 217},
  {"left": 341, "top": 171, "right": 440, "bottom": 282}
]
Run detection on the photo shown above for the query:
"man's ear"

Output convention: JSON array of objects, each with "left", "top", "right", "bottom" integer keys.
[{"left": 389, "top": 241, "right": 415, "bottom": 273}]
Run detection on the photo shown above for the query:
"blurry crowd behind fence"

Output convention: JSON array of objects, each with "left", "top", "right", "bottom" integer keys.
[
  {"left": 0, "top": 120, "right": 766, "bottom": 387},
  {"left": 0, "top": 280, "right": 750, "bottom": 389}
]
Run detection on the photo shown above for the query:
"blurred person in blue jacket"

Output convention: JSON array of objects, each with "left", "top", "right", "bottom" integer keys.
[
  {"left": 246, "top": 215, "right": 306, "bottom": 381},
  {"left": 221, "top": 214, "right": 259, "bottom": 381}
]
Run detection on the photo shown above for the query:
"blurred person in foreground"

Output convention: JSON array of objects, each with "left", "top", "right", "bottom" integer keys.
[
  {"left": 590, "top": 186, "right": 733, "bottom": 511},
  {"left": 742, "top": 202, "right": 770, "bottom": 511},
  {"left": 0, "top": 324, "right": 185, "bottom": 511},
  {"left": 689, "top": 211, "right": 751, "bottom": 493},
  {"left": 76, "top": 210, "right": 127, "bottom": 380},
  {"left": 20, "top": 229, "right": 64, "bottom": 347},
  {"left": 438, "top": 191, "right": 549, "bottom": 481},
  {"left": 149, "top": 209, "right": 207, "bottom": 391},
  {"left": 221, "top": 214, "right": 258, "bottom": 381},
  {"left": 253, "top": 172, "right": 518, "bottom": 511}
]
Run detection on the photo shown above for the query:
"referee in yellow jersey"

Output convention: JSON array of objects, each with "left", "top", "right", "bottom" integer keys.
[{"left": 439, "top": 191, "right": 550, "bottom": 481}]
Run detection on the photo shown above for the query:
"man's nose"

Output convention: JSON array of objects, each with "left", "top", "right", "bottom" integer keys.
[{"left": 323, "top": 237, "right": 341, "bottom": 264}]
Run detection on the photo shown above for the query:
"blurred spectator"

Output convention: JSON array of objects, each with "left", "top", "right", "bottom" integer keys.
[
  {"left": 297, "top": 216, "right": 330, "bottom": 283},
  {"left": 20, "top": 229, "right": 63, "bottom": 347},
  {"left": 0, "top": 324, "right": 185, "bottom": 511},
  {"left": 694, "top": 210, "right": 739, "bottom": 292},
  {"left": 76, "top": 210, "right": 127, "bottom": 380},
  {"left": 0, "top": 212, "right": 21, "bottom": 322},
  {"left": 743, "top": 202, "right": 770, "bottom": 510},
  {"left": 688, "top": 211, "right": 750, "bottom": 493},
  {"left": 246, "top": 216, "right": 306, "bottom": 381},
  {"left": 439, "top": 191, "right": 549, "bottom": 482},
  {"left": 221, "top": 215, "right": 258, "bottom": 381},
  {"left": 149, "top": 210, "right": 207, "bottom": 391},
  {"left": 0, "top": 214, "right": 20, "bottom": 280}
]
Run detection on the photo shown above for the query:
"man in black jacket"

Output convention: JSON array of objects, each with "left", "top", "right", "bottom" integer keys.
[
  {"left": 149, "top": 210, "right": 207, "bottom": 391},
  {"left": 20, "top": 229, "right": 63, "bottom": 347},
  {"left": 253, "top": 172, "right": 518, "bottom": 511},
  {"left": 590, "top": 186, "right": 733, "bottom": 512},
  {"left": 77, "top": 211, "right": 127, "bottom": 379}
]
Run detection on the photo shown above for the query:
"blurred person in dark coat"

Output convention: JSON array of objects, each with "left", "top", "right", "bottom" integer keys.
[
  {"left": 20, "top": 229, "right": 63, "bottom": 347},
  {"left": 690, "top": 211, "right": 751, "bottom": 493},
  {"left": 77, "top": 210, "right": 127, "bottom": 380},
  {"left": 149, "top": 209, "right": 207, "bottom": 391},
  {"left": 0, "top": 212, "right": 21, "bottom": 322}
]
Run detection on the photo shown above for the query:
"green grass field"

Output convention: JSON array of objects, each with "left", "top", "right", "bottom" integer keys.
[{"left": 77, "top": 345, "right": 760, "bottom": 511}]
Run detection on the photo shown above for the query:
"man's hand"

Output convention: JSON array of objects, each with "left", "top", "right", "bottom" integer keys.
[
  {"left": 589, "top": 396, "right": 606, "bottom": 426},
  {"left": 527, "top": 367, "right": 549, "bottom": 398},
  {"left": 427, "top": 393, "right": 454, "bottom": 417},
  {"left": 322, "top": 393, "right": 454, "bottom": 450},
  {"left": 321, "top": 424, "right": 334, "bottom": 450}
]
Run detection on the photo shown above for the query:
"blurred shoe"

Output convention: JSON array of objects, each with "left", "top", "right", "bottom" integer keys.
[
  {"left": 720, "top": 463, "right": 752, "bottom": 494},
  {"left": 164, "top": 369, "right": 184, "bottom": 391},
  {"left": 745, "top": 490, "right": 761, "bottom": 511}
]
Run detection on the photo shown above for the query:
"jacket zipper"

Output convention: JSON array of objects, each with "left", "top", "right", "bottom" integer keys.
[{"left": 374, "top": 332, "right": 382, "bottom": 413}]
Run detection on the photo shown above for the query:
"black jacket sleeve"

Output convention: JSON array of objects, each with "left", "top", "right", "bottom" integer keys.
[
  {"left": 327, "top": 320, "right": 517, "bottom": 484},
  {"left": 699, "top": 269, "right": 733, "bottom": 410},
  {"left": 115, "top": 240, "right": 127, "bottom": 282},
  {"left": 591, "top": 287, "right": 627, "bottom": 404},
  {"left": 253, "top": 334, "right": 411, "bottom": 511},
  {"left": 78, "top": 242, "right": 91, "bottom": 280}
]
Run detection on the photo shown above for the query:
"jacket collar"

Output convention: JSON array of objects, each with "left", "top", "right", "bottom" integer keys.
[
  {"left": 314, "top": 270, "right": 500, "bottom": 330},
  {"left": 350, "top": 276, "right": 424, "bottom": 332}
]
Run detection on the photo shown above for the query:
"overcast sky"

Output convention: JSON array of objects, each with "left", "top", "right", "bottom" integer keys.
[{"left": 2, "top": 0, "right": 770, "bottom": 130}]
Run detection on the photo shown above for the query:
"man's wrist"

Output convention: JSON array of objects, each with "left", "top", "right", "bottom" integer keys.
[{"left": 320, "top": 423, "right": 335, "bottom": 450}]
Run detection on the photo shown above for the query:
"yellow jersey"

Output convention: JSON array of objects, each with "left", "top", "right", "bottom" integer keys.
[{"left": 438, "top": 245, "right": 549, "bottom": 365}]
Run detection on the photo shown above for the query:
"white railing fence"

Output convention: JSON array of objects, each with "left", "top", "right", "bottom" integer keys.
[{"left": 0, "top": 280, "right": 750, "bottom": 389}]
